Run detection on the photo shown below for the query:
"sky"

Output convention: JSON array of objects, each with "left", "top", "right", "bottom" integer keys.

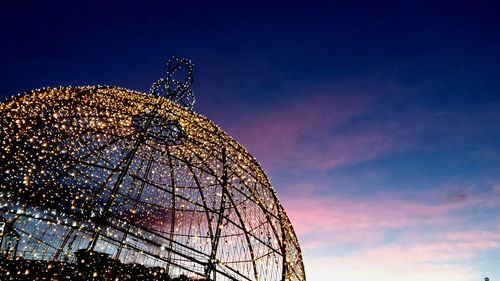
[{"left": 1, "top": 1, "right": 500, "bottom": 280}]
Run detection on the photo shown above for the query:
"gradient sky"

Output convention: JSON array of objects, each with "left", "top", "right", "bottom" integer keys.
[{"left": 1, "top": 1, "right": 500, "bottom": 280}]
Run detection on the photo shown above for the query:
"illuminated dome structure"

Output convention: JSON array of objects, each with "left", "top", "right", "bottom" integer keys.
[{"left": 0, "top": 58, "right": 306, "bottom": 281}]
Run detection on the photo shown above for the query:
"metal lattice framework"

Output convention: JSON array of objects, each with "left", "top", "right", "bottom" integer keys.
[{"left": 0, "top": 58, "right": 306, "bottom": 281}]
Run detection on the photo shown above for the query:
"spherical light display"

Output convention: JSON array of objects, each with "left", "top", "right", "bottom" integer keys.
[{"left": 0, "top": 59, "right": 306, "bottom": 281}]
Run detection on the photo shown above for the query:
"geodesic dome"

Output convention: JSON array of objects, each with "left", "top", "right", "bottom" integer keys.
[{"left": 0, "top": 59, "right": 305, "bottom": 281}]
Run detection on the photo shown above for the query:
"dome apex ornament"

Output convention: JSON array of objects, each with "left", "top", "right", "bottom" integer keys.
[{"left": 150, "top": 56, "right": 196, "bottom": 110}]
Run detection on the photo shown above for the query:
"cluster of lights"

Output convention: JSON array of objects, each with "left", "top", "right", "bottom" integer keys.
[{"left": 0, "top": 58, "right": 305, "bottom": 281}]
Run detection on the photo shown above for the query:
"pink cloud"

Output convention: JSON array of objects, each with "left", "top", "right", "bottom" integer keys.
[
  {"left": 282, "top": 194, "right": 467, "bottom": 235},
  {"left": 224, "top": 90, "right": 396, "bottom": 171},
  {"left": 306, "top": 255, "right": 476, "bottom": 281},
  {"left": 280, "top": 182, "right": 500, "bottom": 250},
  {"left": 281, "top": 184, "right": 500, "bottom": 280},
  {"left": 222, "top": 84, "right": 500, "bottom": 174},
  {"left": 223, "top": 87, "right": 430, "bottom": 172},
  {"left": 438, "top": 230, "right": 500, "bottom": 246},
  {"left": 494, "top": 183, "right": 500, "bottom": 194},
  {"left": 304, "top": 236, "right": 496, "bottom": 281},
  {"left": 304, "top": 224, "right": 500, "bottom": 281}
]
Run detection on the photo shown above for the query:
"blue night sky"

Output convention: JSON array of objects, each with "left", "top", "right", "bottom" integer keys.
[{"left": 1, "top": 1, "right": 500, "bottom": 280}]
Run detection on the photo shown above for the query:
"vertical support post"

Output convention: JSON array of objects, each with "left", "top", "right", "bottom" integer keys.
[{"left": 205, "top": 144, "right": 229, "bottom": 279}]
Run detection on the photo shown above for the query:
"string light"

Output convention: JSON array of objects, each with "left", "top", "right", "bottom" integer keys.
[{"left": 0, "top": 58, "right": 306, "bottom": 281}]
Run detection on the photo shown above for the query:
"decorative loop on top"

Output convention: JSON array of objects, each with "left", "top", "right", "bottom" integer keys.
[{"left": 150, "top": 56, "right": 195, "bottom": 110}]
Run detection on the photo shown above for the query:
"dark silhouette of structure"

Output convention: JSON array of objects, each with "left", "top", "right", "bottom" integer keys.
[{"left": 0, "top": 249, "right": 210, "bottom": 280}]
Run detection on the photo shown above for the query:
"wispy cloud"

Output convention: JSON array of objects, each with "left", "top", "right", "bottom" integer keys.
[
  {"left": 285, "top": 195, "right": 458, "bottom": 236},
  {"left": 222, "top": 78, "right": 500, "bottom": 175},
  {"left": 304, "top": 243, "right": 482, "bottom": 281},
  {"left": 283, "top": 183, "right": 500, "bottom": 242},
  {"left": 303, "top": 227, "right": 500, "bottom": 281},
  {"left": 494, "top": 183, "right": 500, "bottom": 194},
  {"left": 281, "top": 183, "right": 500, "bottom": 281},
  {"left": 224, "top": 85, "right": 406, "bottom": 171}
]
